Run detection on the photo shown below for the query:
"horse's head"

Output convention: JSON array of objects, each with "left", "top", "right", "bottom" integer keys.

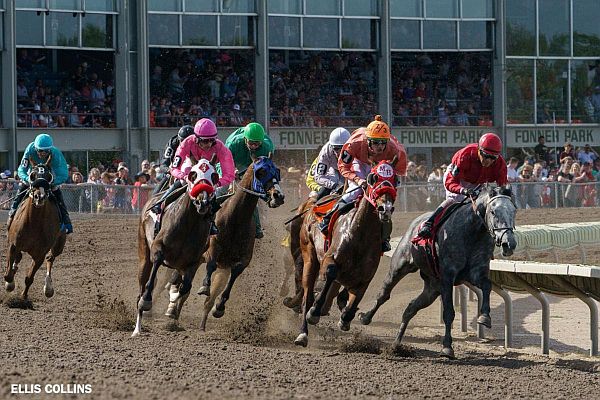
[
  {"left": 476, "top": 185, "right": 517, "bottom": 257},
  {"left": 28, "top": 162, "right": 54, "bottom": 208},
  {"left": 250, "top": 154, "right": 285, "bottom": 208},
  {"left": 366, "top": 157, "right": 398, "bottom": 222},
  {"left": 186, "top": 157, "right": 218, "bottom": 215}
]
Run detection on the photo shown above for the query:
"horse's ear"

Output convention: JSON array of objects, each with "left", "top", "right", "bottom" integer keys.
[
  {"left": 250, "top": 153, "right": 257, "bottom": 163},
  {"left": 499, "top": 184, "right": 512, "bottom": 197},
  {"left": 367, "top": 172, "right": 378, "bottom": 186},
  {"left": 209, "top": 153, "right": 217, "bottom": 166},
  {"left": 389, "top": 155, "right": 398, "bottom": 166},
  {"left": 268, "top": 152, "right": 272, "bottom": 160},
  {"left": 45, "top": 153, "right": 52, "bottom": 167}
]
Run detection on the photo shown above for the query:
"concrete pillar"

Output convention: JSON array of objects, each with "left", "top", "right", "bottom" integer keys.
[
  {"left": 2, "top": 2, "right": 17, "bottom": 165},
  {"left": 255, "top": 0, "right": 269, "bottom": 129},
  {"left": 115, "top": 0, "right": 132, "bottom": 165},
  {"left": 493, "top": 0, "right": 507, "bottom": 152},
  {"left": 377, "top": 0, "right": 391, "bottom": 125}
]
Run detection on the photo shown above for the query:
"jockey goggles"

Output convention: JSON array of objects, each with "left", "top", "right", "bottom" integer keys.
[
  {"left": 368, "top": 138, "right": 388, "bottom": 146},
  {"left": 198, "top": 137, "right": 216, "bottom": 145},
  {"left": 479, "top": 148, "right": 499, "bottom": 161},
  {"left": 246, "top": 139, "right": 262, "bottom": 148}
]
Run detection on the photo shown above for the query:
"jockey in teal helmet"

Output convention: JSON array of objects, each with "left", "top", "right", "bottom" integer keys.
[{"left": 8, "top": 133, "right": 72, "bottom": 233}]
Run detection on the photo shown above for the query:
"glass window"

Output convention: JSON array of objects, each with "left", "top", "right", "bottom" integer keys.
[
  {"left": 573, "top": 1, "right": 600, "bottom": 57},
  {"left": 182, "top": 15, "right": 217, "bottom": 46},
  {"left": 303, "top": 18, "right": 338, "bottom": 48},
  {"left": 185, "top": 0, "right": 218, "bottom": 12},
  {"left": 129, "top": 0, "right": 137, "bottom": 50},
  {"left": 461, "top": 0, "right": 493, "bottom": 18},
  {"left": 220, "top": 15, "right": 254, "bottom": 46},
  {"left": 538, "top": 0, "right": 569, "bottom": 56},
  {"left": 16, "top": 11, "right": 43, "bottom": 45},
  {"left": 221, "top": 0, "right": 254, "bottom": 13},
  {"left": 506, "top": 0, "right": 535, "bottom": 56},
  {"left": 46, "top": 12, "right": 79, "bottom": 46},
  {"left": 342, "top": 19, "right": 376, "bottom": 49},
  {"left": 423, "top": 21, "right": 456, "bottom": 49},
  {"left": 536, "top": 60, "right": 568, "bottom": 123},
  {"left": 506, "top": 59, "right": 534, "bottom": 124},
  {"left": 391, "top": 19, "right": 419, "bottom": 49},
  {"left": 426, "top": 0, "right": 458, "bottom": 18},
  {"left": 269, "top": 16, "right": 300, "bottom": 47},
  {"left": 390, "top": 0, "right": 421, "bottom": 17},
  {"left": 306, "top": 0, "right": 340, "bottom": 15},
  {"left": 148, "top": 0, "right": 180, "bottom": 12},
  {"left": 148, "top": 14, "right": 179, "bottom": 46},
  {"left": 571, "top": 60, "right": 600, "bottom": 123},
  {"left": 344, "top": 0, "right": 377, "bottom": 16},
  {"left": 268, "top": 0, "right": 301, "bottom": 14},
  {"left": 49, "top": 0, "right": 80, "bottom": 10},
  {"left": 16, "top": 0, "right": 44, "bottom": 8},
  {"left": 85, "top": 0, "right": 115, "bottom": 12},
  {"left": 460, "top": 21, "right": 492, "bottom": 49},
  {"left": 82, "top": 14, "right": 113, "bottom": 48}
]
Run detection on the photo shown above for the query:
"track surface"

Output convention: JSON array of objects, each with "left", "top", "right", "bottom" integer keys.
[{"left": 0, "top": 205, "right": 599, "bottom": 399}]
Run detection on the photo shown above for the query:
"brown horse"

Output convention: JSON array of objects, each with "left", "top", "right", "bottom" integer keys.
[
  {"left": 133, "top": 157, "right": 218, "bottom": 336},
  {"left": 294, "top": 159, "right": 398, "bottom": 347},
  {"left": 4, "top": 160, "right": 66, "bottom": 300},
  {"left": 177, "top": 155, "right": 285, "bottom": 331}
]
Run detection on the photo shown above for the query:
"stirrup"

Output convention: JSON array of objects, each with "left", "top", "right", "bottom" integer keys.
[
  {"left": 319, "top": 219, "right": 329, "bottom": 235},
  {"left": 418, "top": 222, "right": 433, "bottom": 238},
  {"left": 382, "top": 239, "right": 392, "bottom": 253},
  {"left": 61, "top": 223, "right": 73, "bottom": 234}
]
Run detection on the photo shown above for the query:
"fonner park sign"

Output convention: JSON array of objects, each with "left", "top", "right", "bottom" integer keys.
[{"left": 269, "top": 126, "right": 600, "bottom": 149}]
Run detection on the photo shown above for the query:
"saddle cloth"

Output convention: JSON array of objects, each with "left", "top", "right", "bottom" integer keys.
[{"left": 411, "top": 202, "right": 464, "bottom": 278}]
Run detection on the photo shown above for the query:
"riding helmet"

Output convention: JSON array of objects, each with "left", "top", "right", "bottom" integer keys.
[
  {"left": 329, "top": 127, "right": 350, "bottom": 146},
  {"left": 365, "top": 115, "right": 391, "bottom": 140},
  {"left": 243, "top": 122, "right": 265, "bottom": 142},
  {"left": 478, "top": 133, "right": 502, "bottom": 155},
  {"left": 177, "top": 125, "right": 195, "bottom": 140},
  {"left": 34, "top": 133, "right": 54, "bottom": 150},
  {"left": 193, "top": 118, "right": 218, "bottom": 138}
]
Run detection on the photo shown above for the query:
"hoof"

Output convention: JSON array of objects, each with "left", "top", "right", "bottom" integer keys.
[
  {"left": 294, "top": 333, "right": 308, "bottom": 347},
  {"left": 43, "top": 285, "right": 54, "bottom": 298},
  {"left": 137, "top": 298, "right": 152, "bottom": 312},
  {"left": 211, "top": 305, "right": 225, "bottom": 318},
  {"left": 358, "top": 312, "right": 372, "bottom": 325},
  {"left": 164, "top": 303, "right": 178, "bottom": 319},
  {"left": 5, "top": 281, "right": 15, "bottom": 292},
  {"left": 477, "top": 314, "right": 492, "bottom": 329},
  {"left": 338, "top": 319, "right": 351, "bottom": 331},
  {"left": 168, "top": 286, "right": 179, "bottom": 303},
  {"left": 131, "top": 330, "right": 141, "bottom": 338},
  {"left": 306, "top": 307, "right": 320, "bottom": 325},
  {"left": 283, "top": 296, "right": 297, "bottom": 309},
  {"left": 197, "top": 285, "right": 210, "bottom": 296},
  {"left": 440, "top": 347, "right": 455, "bottom": 359}
]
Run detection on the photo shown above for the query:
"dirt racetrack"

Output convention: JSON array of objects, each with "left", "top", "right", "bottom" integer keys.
[{"left": 0, "top": 203, "right": 599, "bottom": 399}]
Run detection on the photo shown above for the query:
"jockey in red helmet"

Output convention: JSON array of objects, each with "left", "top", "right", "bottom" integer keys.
[{"left": 417, "top": 133, "right": 508, "bottom": 238}]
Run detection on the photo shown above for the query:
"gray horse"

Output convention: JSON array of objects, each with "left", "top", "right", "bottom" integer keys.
[{"left": 359, "top": 185, "right": 517, "bottom": 359}]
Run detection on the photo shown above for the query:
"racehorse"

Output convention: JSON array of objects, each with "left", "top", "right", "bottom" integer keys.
[
  {"left": 294, "top": 159, "right": 398, "bottom": 347},
  {"left": 4, "top": 158, "right": 66, "bottom": 300},
  {"left": 133, "top": 157, "right": 218, "bottom": 336},
  {"left": 359, "top": 185, "right": 517, "bottom": 358},
  {"left": 187, "top": 155, "right": 285, "bottom": 331}
]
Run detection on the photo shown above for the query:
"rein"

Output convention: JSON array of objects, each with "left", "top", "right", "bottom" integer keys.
[
  {"left": 235, "top": 180, "right": 268, "bottom": 200},
  {"left": 473, "top": 194, "right": 515, "bottom": 245}
]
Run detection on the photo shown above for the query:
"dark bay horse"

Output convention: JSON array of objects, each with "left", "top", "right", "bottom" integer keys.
[
  {"left": 294, "top": 160, "right": 398, "bottom": 347},
  {"left": 4, "top": 160, "right": 66, "bottom": 300},
  {"left": 189, "top": 156, "right": 285, "bottom": 331},
  {"left": 133, "top": 158, "right": 218, "bottom": 336},
  {"left": 359, "top": 185, "right": 517, "bottom": 358}
]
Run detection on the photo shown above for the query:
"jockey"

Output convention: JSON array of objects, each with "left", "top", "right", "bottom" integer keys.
[
  {"left": 319, "top": 115, "right": 407, "bottom": 252},
  {"left": 311, "top": 127, "right": 351, "bottom": 200},
  {"left": 417, "top": 132, "right": 508, "bottom": 238},
  {"left": 222, "top": 122, "right": 274, "bottom": 238},
  {"left": 154, "top": 125, "right": 195, "bottom": 194},
  {"left": 8, "top": 133, "right": 72, "bottom": 233},
  {"left": 149, "top": 118, "right": 235, "bottom": 235}
]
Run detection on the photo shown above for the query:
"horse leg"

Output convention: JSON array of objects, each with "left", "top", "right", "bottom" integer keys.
[
  {"left": 168, "top": 264, "right": 198, "bottom": 320},
  {"left": 359, "top": 259, "right": 416, "bottom": 325},
  {"left": 440, "top": 275, "right": 456, "bottom": 359},
  {"left": 164, "top": 271, "right": 183, "bottom": 318},
  {"left": 294, "top": 252, "right": 318, "bottom": 347},
  {"left": 197, "top": 259, "right": 217, "bottom": 296},
  {"left": 336, "top": 288, "right": 349, "bottom": 312},
  {"left": 306, "top": 263, "right": 337, "bottom": 325},
  {"left": 321, "top": 281, "right": 341, "bottom": 316},
  {"left": 338, "top": 286, "right": 368, "bottom": 331},
  {"left": 44, "top": 234, "right": 66, "bottom": 298},
  {"left": 138, "top": 250, "right": 163, "bottom": 311},
  {"left": 4, "top": 245, "right": 21, "bottom": 292},
  {"left": 393, "top": 276, "right": 440, "bottom": 346},
  {"left": 212, "top": 262, "right": 247, "bottom": 318},
  {"left": 474, "top": 276, "right": 492, "bottom": 329},
  {"left": 199, "top": 267, "right": 229, "bottom": 331},
  {"left": 22, "top": 257, "right": 44, "bottom": 299}
]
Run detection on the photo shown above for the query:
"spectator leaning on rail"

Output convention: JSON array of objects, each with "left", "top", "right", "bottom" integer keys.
[
  {"left": 221, "top": 122, "right": 274, "bottom": 239},
  {"left": 417, "top": 133, "right": 508, "bottom": 238},
  {"left": 7, "top": 133, "right": 72, "bottom": 233},
  {"left": 149, "top": 118, "right": 235, "bottom": 236},
  {"left": 153, "top": 124, "right": 195, "bottom": 195},
  {"left": 318, "top": 115, "right": 408, "bottom": 252},
  {"left": 306, "top": 127, "right": 351, "bottom": 200}
]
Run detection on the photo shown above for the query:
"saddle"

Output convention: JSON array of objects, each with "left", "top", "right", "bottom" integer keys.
[
  {"left": 312, "top": 197, "right": 337, "bottom": 223},
  {"left": 312, "top": 196, "right": 354, "bottom": 252},
  {"left": 411, "top": 202, "right": 464, "bottom": 278}
]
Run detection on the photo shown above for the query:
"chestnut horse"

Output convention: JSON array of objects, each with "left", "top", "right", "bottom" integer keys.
[
  {"left": 4, "top": 160, "right": 66, "bottom": 300},
  {"left": 133, "top": 158, "right": 218, "bottom": 336},
  {"left": 294, "top": 159, "right": 398, "bottom": 347}
]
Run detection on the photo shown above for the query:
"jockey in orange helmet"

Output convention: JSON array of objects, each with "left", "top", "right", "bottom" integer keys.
[
  {"left": 319, "top": 115, "right": 407, "bottom": 252},
  {"left": 417, "top": 133, "right": 508, "bottom": 238}
]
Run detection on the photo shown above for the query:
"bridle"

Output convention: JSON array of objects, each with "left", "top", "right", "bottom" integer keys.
[{"left": 474, "top": 194, "right": 515, "bottom": 246}]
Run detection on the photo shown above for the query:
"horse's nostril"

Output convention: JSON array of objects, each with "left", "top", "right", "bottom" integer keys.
[{"left": 377, "top": 206, "right": 384, "bottom": 212}]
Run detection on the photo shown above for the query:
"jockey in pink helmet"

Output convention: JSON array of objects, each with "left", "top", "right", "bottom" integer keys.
[{"left": 150, "top": 118, "right": 235, "bottom": 235}]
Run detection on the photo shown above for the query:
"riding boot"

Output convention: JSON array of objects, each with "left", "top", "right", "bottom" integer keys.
[
  {"left": 152, "top": 173, "right": 170, "bottom": 195},
  {"left": 6, "top": 184, "right": 29, "bottom": 230},
  {"left": 52, "top": 188, "right": 73, "bottom": 234},
  {"left": 151, "top": 180, "right": 183, "bottom": 236},
  {"left": 417, "top": 205, "right": 445, "bottom": 238},
  {"left": 209, "top": 196, "right": 220, "bottom": 235},
  {"left": 318, "top": 200, "right": 354, "bottom": 235},
  {"left": 315, "top": 186, "right": 332, "bottom": 201},
  {"left": 381, "top": 219, "right": 393, "bottom": 253},
  {"left": 253, "top": 208, "right": 263, "bottom": 239}
]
